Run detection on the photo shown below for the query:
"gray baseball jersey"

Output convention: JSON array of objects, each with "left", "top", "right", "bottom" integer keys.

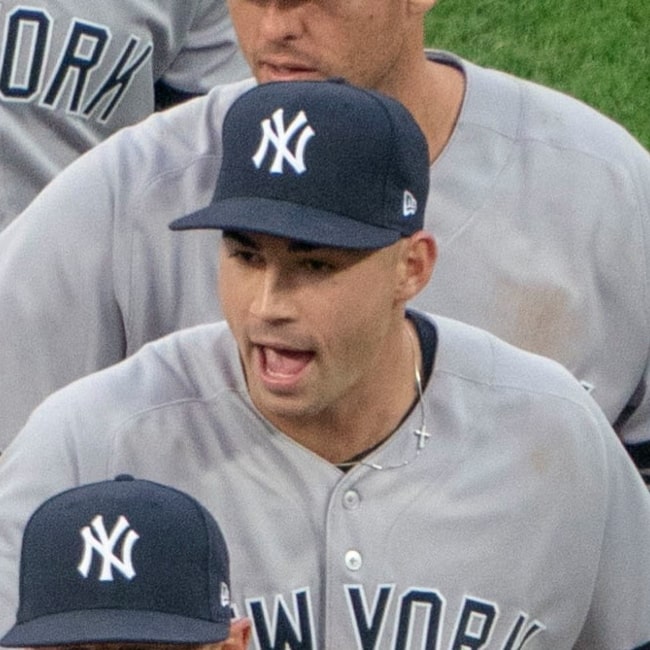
[
  {"left": 0, "top": 52, "right": 649, "bottom": 483},
  {"left": 0, "top": 314, "right": 649, "bottom": 648},
  {"left": 0, "top": 0, "right": 250, "bottom": 228}
]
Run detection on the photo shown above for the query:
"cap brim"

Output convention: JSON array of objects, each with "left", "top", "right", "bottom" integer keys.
[
  {"left": 170, "top": 197, "right": 402, "bottom": 250},
  {"left": 0, "top": 609, "right": 230, "bottom": 647}
]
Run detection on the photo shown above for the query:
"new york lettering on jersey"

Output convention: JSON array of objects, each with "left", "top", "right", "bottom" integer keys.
[
  {"left": 1, "top": 6, "right": 152, "bottom": 123},
  {"left": 235, "top": 585, "right": 544, "bottom": 649}
]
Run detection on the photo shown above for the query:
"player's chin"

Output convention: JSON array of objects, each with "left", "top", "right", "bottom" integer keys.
[{"left": 247, "top": 376, "right": 319, "bottom": 425}]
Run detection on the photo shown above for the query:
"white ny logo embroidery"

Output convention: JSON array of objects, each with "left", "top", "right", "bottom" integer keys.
[
  {"left": 252, "top": 108, "right": 315, "bottom": 174},
  {"left": 78, "top": 514, "right": 140, "bottom": 581}
]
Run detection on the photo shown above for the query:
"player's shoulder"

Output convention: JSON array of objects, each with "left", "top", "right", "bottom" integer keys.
[
  {"left": 99, "top": 77, "right": 256, "bottom": 173},
  {"left": 19, "top": 77, "right": 255, "bottom": 200},
  {"left": 419, "top": 311, "right": 620, "bottom": 482},
  {"left": 4, "top": 322, "right": 243, "bottom": 472},
  {"left": 425, "top": 310, "right": 629, "bottom": 484},
  {"left": 33, "top": 321, "right": 238, "bottom": 422},
  {"left": 427, "top": 311, "right": 599, "bottom": 410},
  {"left": 11, "top": 77, "right": 256, "bottom": 234},
  {"left": 433, "top": 50, "right": 648, "bottom": 168}
]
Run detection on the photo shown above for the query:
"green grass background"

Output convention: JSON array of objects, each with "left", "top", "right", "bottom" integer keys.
[{"left": 424, "top": 0, "right": 650, "bottom": 150}]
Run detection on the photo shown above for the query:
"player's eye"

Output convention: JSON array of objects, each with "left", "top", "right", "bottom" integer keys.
[
  {"left": 229, "top": 249, "right": 263, "bottom": 266},
  {"left": 302, "top": 258, "right": 334, "bottom": 273}
]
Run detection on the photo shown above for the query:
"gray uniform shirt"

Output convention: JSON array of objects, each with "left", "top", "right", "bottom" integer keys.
[
  {"left": 0, "top": 53, "right": 649, "bottom": 481},
  {"left": 0, "top": 315, "right": 649, "bottom": 648},
  {"left": 0, "top": 0, "right": 250, "bottom": 227}
]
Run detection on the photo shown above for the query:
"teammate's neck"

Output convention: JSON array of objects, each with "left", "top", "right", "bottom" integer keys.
[{"left": 401, "top": 57, "right": 465, "bottom": 164}]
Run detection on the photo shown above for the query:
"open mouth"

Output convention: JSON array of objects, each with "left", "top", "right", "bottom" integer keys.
[{"left": 257, "top": 345, "right": 315, "bottom": 387}]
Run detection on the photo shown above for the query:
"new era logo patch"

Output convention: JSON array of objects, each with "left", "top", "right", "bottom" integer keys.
[{"left": 403, "top": 190, "right": 418, "bottom": 217}]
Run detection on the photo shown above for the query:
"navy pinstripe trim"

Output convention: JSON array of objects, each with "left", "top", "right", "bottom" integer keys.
[
  {"left": 625, "top": 440, "right": 650, "bottom": 486},
  {"left": 154, "top": 80, "right": 198, "bottom": 111}
]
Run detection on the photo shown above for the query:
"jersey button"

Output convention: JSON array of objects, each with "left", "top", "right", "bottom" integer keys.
[
  {"left": 343, "top": 490, "right": 360, "bottom": 510},
  {"left": 345, "top": 550, "right": 363, "bottom": 571}
]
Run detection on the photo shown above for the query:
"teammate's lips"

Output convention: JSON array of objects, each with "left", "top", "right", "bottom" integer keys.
[{"left": 256, "top": 58, "right": 322, "bottom": 82}]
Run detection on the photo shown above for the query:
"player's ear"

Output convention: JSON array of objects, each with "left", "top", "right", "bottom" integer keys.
[
  {"left": 394, "top": 231, "right": 437, "bottom": 303},
  {"left": 220, "top": 617, "right": 252, "bottom": 649}
]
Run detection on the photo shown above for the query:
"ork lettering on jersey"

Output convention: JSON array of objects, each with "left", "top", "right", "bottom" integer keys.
[
  {"left": 235, "top": 585, "right": 546, "bottom": 649},
  {"left": 0, "top": 6, "right": 152, "bottom": 122}
]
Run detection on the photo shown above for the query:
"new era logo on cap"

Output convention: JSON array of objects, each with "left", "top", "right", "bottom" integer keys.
[
  {"left": 403, "top": 190, "right": 418, "bottom": 218},
  {"left": 170, "top": 79, "right": 430, "bottom": 250}
]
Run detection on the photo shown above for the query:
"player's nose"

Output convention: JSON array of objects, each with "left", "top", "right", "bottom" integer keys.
[{"left": 249, "top": 267, "right": 296, "bottom": 323}]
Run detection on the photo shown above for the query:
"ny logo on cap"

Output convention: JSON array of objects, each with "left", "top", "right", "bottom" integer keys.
[
  {"left": 252, "top": 108, "right": 315, "bottom": 175},
  {"left": 78, "top": 514, "right": 140, "bottom": 582}
]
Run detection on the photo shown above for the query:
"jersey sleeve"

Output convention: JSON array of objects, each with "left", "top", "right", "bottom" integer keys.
[
  {"left": 618, "top": 368, "right": 650, "bottom": 489},
  {"left": 0, "top": 145, "right": 126, "bottom": 450},
  {"left": 158, "top": 0, "right": 250, "bottom": 94},
  {"left": 614, "top": 141, "right": 650, "bottom": 490},
  {"left": 575, "top": 405, "right": 650, "bottom": 647}
]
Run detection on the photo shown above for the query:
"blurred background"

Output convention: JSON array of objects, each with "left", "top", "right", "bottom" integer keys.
[{"left": 425, "top": 0, "right": 649, "bottom": 149}]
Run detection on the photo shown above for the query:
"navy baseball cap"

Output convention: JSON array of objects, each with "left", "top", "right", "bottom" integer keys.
[
  {"left": 170, "top": 78, "right": 430, "bottom": 249},
  {"left": 1, "top": 475, "right": 232, "bottom": 646}
]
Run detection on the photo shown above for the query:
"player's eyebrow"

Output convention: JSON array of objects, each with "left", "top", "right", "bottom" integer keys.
[
  {"left": 222, "top": 230, "right": 258, "bottom": 248},
  {"left": 222, "top": 230, "right": 325, "bottom": 253},
  {"left": 287, "top": 240, "right": 323, "bottom": 253}
]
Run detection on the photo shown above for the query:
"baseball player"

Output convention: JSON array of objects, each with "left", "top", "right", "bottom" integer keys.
[
  {"left": 1, "top": 475, "right": 251, "bottom": 650},
  {"left": 0, "top": 79, "right": 649, "bottom": 649},
  {"left": 0, "top": 0, "right": 250, "bottom": 229},
  {"left": 0, "top": 1, "right": 649, "bottom": 490}
]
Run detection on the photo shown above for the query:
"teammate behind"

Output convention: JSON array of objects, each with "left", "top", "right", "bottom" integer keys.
[
  {"left": 0, "top": 1, "right": 649, "bottom": 489},
  {"left": 0, "top": 79, "right": 648, "bottom": 648},
  {"left": 0, "top": 0, "right": 250, "bottom": 229},
  {"left": 0, "top": 475, "right": 250, "bottom": 650}
]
